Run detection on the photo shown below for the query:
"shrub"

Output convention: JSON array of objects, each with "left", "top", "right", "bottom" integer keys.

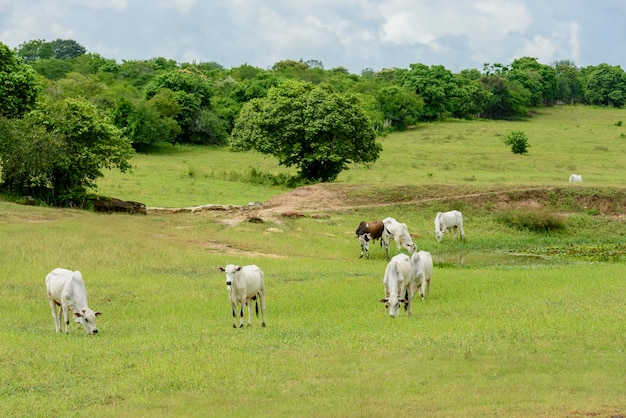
[
  {"left": 498, "top": 209, "right": 566, "bottom": 233},
  {"left": 503, "top": 130, "right": 530, "bottom": 154}
]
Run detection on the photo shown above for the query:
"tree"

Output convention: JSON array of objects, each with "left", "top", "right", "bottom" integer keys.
[
  {"left": 509, "top": 57, "right": 558, "bottom": 105},
  {"left": 231, "top": 80, "right": 381, "bottom": 182},
  {"left": 0, "top": 97, "right": 134, "bottom": 206},
  {"left": 145, "top": 68, "right": 227, "bottom": 145},
  {"left": 112, "top": 96, "right": 181, "bottom": 151},
  {"left": 584, "top": 63, "right": 626, "bottom": 107},
  {"left": 15, "top": 39, "right": 86, "bottom": 62},
  {"left": 503, "top": 130, "right": 530, "bottom": 154},
  {"left": 0, "top": 42, "right": 42, "bottom": 118},
  {"left": 375, "top": 86, "right": 423, "bottom": 130},
  {"left": 15, "top": 39, "right": 54, "bottom": 63},
  {"left": 48, "top": 39, "right": 86, "bottom": 60},
  {"left": 553, "top": 60, "right": 584, "bottom": 104}
]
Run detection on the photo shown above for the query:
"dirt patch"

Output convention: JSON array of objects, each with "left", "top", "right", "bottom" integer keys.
[{"left": 167, "top": 183, "right": 626, "bottom": 226}]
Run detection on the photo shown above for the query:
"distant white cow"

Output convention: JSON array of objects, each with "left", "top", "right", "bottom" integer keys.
[
  {"left": 569, "top": 174, "right": 583, "bottom": 183},
  {"left": 435, "top": 210, "right": 465, "bottom": 242},
  {"left": 382, "top": 217, "right": 417, "bottom": 255},
  {"left": 379, "top": 254, "right": 416, "bottom": 317},
  {"left": 410, "top": 251, "right": 433, "bottom": 300},
  {"left": 219, "top": 264, "right": 266, "bottom": 328},
  {"left": 45, "top": 268, "right": 101, "bottom": 335}
]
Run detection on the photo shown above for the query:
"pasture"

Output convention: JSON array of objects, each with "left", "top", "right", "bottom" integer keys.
[{"left": 2, "top": 105, "right": 626, "bottom": 417}]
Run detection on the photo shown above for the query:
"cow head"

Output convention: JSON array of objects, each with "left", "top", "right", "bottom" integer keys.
[
  {"left": 219, "top": 264, "right": 242, "bottom": 287},
  {"left": 406, "top": 242, "right": 417, "bottom": 254},
  {"left": 379, "top": 294, "right": 407, "bottom": 317},
  {"left": 435, "top": 229, "right": 444, "bottom": 242},
  {"left": 74, "top": 308, "right": 101, "bottom": 335}
]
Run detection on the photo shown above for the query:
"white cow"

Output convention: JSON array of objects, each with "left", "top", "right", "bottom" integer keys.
[
  {"left": 219, "top": 264, "right": 266, "bottom": 328},
  {"left": 569, "top": 174, "right": 583, "bottom": 182},
  {"left": 379, "top": 254, "right": 416, "bottom": 317},
  {"left": 45, "top": 268, "right": 101, "bottom": 335},
  {"left": 410, "top": 251, "right": 433, "bottom": 300},
  {"left": 382, "top": 217, "right": 417, "bottom": 255},
  {"left": 434, "top": 210, "right": 465, "bottom": 242}
]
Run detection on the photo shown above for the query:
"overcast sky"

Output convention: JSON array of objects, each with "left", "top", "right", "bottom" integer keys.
[{"left": 2, "top": 0, "right": 625, "bottom": 74}]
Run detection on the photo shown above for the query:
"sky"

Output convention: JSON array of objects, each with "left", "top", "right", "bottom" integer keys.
[{"left": 1, "top": 0, "right": 625, "bottom": 74}]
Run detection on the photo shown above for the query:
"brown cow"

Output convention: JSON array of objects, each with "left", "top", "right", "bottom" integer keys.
[{"left": 355, "top": 221, "right": 390, "bottom": 260}]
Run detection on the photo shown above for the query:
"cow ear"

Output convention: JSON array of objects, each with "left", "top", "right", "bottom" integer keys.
[
  {"left": 73, "top": 312, "right": 82, "bottom": 318},
  {"left": 235, "top": 266, "right": 242, "bottom": 272},
  {"left": 95, "top": 312, "right": 102, "bottom": 317},
  {"left": 379, "top": 298, "right": 388, "bottom": 303},
  {"left": 218, "top": 267, "right": 225, "bottom": 272},
  {"left": 399, "top": 298, "right": 408, "bottom": 303}
]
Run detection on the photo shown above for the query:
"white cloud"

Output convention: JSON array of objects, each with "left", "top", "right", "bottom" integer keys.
[{"left": 157, "top": 0, "right": 196, "bottom": 14}]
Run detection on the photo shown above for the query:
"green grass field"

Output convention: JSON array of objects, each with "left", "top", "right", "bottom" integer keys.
[{"left": 1, "top": 106, "right": 626, "bottom": 417}]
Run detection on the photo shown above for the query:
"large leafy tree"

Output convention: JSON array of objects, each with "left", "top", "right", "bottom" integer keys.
[
  {"left": 508, "top": 57, "right": 558, "bottom": 105},
  {"left": 0, "top": 42, "right": 42, "bottom": 118},
  {"left": 145, "top": 68, "right": 228, "bottom": 145},
  {"left": 0, "top": 97, "right": 134, "bottom": 206},
  {"left": 553, "top": 60, "right": 585, "bottom": 104},
  {"left": 231, "top": 80, "right": 381, "bottom": 182},
  {"left": 584, "top": 63, "right": 626, "bottom": 107},
  {"left": 16, "top": 39, "right": 86, "bottom": 62},
  {"left": 375, "top": 85, "right": 423, "bottom": 130}
]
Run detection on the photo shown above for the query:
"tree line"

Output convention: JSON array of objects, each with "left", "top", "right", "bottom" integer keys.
[{"left": 1, "top": 38, "right": 626, "bottom": 206}]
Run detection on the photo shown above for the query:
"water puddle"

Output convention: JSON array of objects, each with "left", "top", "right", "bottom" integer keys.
[{"left": 433, "top": 252, "right": 553, "bottom": 267}]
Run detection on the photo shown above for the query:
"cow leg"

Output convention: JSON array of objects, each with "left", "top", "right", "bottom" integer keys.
[
  {"left": 259, "top": 290, "right": 266, "bottom": 327},
  {"left": 61, "top": 303, "right": 70, "bottom": 334},
  {"left": 231, "top": 301, "right": 238, "bottom": 328},
  {"left": 459, "top": 224, "right": 465, "bottom": 240},
  {"left": 48, "top": 299, "right": 61, "bottom": 333},
  {"left": 246, "top": 299, "right": 253, "bottom": 327}
]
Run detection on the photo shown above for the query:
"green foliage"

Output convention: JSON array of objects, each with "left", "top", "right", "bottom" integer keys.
[
  {"left": 231, "top": 80, "right": 382, "bottom": 182},
  {"left": 498, "top": 208, "right": 566, "bottom": 233},
  {"left": 503, "top": 129, "right": 530, "bottom": 154},
  {"left": 112, "top": 97, "right": 181, "bottom": 151},
  {"left": 16, "top": 38, "right": 86, "bottom": 62},
  {"left": 0, "top": 42, "right": 42, "bottom": 118},
  {"left": 0, "top": 97, "right": 134, "bottom": 206},
  {"left": 145, "top": 68, "right": 227, "bottom": 145},
  {"left": 375, "top": 85, "right": 423, "bottom": 130},
  {"left": 585, "top": 63, "right": 626, "bottom": 107}
]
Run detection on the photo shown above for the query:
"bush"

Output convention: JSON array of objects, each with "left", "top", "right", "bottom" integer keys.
[
  {"left": 498, "top": 209, "right": 566, "bottom": 233},
  {"left": 503, "top": 130, "right": 530, "bottom": 154}
]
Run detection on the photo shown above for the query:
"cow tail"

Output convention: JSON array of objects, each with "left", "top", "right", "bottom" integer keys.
[{"left": 255, "top": 296, "right": 259, "bottom": 317}]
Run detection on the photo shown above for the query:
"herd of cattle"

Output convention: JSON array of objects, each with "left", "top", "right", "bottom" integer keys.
[
  {"left": 45, "top": 210, "right": 466, "bottom": 334},
  {"left": 45, "top": 173, "right": 585, "bottom": 334}
]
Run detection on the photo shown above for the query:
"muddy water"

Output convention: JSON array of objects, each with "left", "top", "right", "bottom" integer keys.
[{"left": 433, "top": 252, "right": 553, "bottom": 267}]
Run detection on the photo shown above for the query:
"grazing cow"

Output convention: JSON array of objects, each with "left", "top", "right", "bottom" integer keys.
[
  {"left": 382, "top": 217, "right": 417, "bottom": 254},
  {"left": 434, "top": 210, "right": 465, "bottom": 242},
  {"left": 355, "top": 221, "right": 390, "bottom": 260},
  {"left": 219, "top": 264, "right": 266, "bottom": 328},
  {"left": 411, "top": 251, "right": 433, "bottom": 300},
  {"left": 379, "top": 254, "right": 417, "bottom": 317},
  {"left": 45, "top": 268, "right": 101, "bottom": 335},
  {"left": 569, "top": 174, "right": 583, "bottom": 183}
]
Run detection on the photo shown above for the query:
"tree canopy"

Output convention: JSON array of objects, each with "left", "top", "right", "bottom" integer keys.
[
  {"left": 231, "top": 80, "right": 381, "bottom": 182},
  {"left": 0, "top": 42, "right": 41, "bottom": 118}
]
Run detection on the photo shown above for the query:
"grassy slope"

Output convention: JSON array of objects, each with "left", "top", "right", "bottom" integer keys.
[{"left": 2, "top": 106, "right": 626, "bottom": 417}]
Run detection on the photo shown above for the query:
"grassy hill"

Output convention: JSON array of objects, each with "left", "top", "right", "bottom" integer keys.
[{"left": 2, "top": 105, "right": 625, "bottom": 417}]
